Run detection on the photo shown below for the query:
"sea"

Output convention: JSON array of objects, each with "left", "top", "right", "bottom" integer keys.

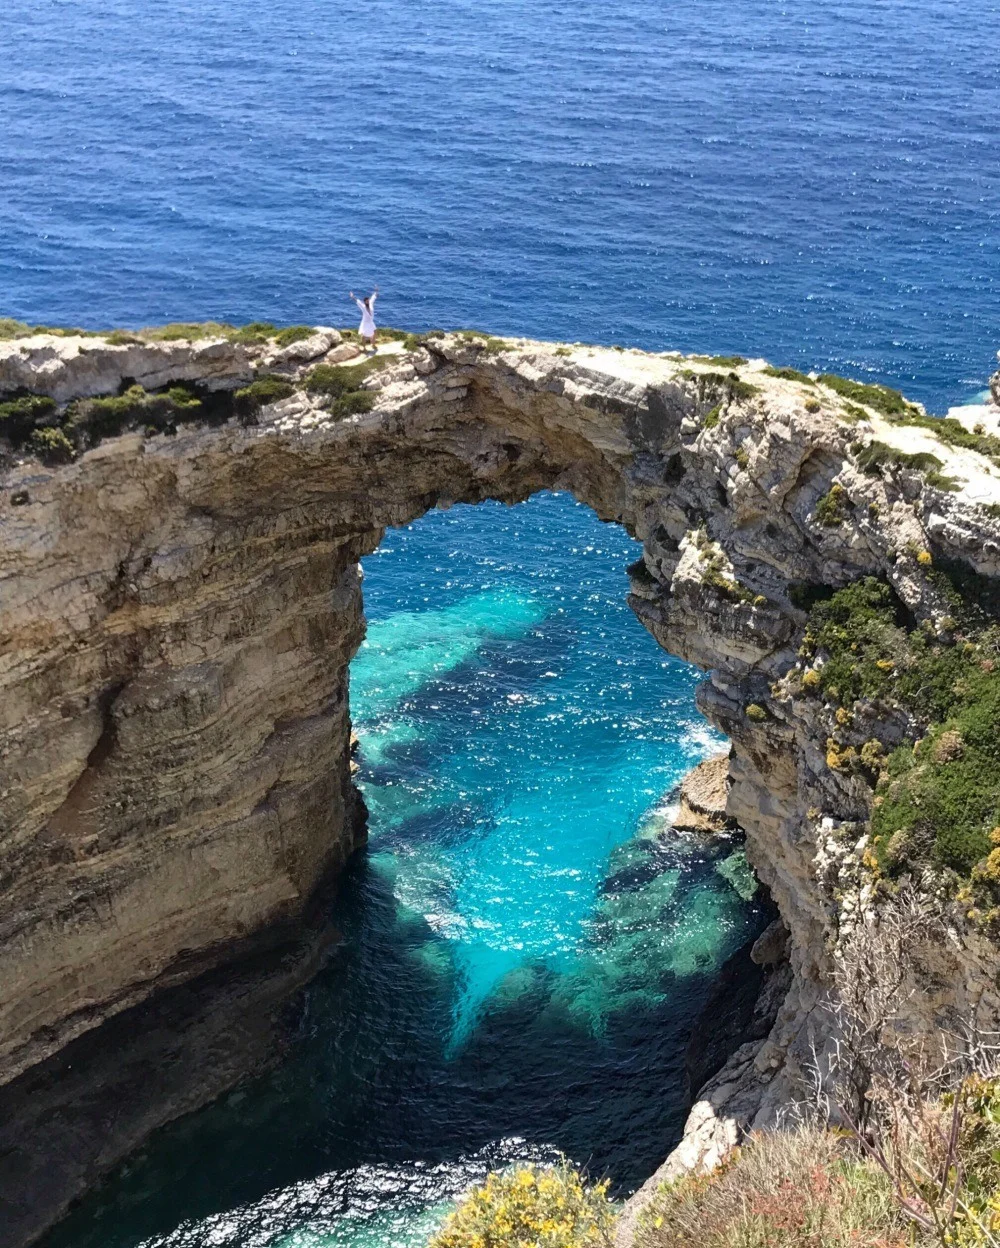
[{"left": 4, "top": 2, "right": 999, "bottom": 1246}]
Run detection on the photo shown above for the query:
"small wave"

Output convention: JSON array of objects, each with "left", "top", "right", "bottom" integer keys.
[{"left": 138, "top": 1142, "right": 563, "bottom": 1248}]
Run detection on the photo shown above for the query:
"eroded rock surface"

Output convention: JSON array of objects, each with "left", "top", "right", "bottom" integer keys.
[
  {"left": 0, "top": 334, "right": 253, "bottom": 402},
  {"left": 4, "top": 331, "right": 1000, "bottom": 1242},
  {"left": 675, "top": 753, "right": 731, "bottom": 832}
]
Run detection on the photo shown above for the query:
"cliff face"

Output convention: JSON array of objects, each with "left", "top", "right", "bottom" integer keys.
[{"left": 3, "top": 330, "right": 1000, "bottom": 1237}]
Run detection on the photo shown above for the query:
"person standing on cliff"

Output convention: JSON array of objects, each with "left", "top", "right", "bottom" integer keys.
[{"left": 350, "top": 287, "right": 379, "bottom": 352}]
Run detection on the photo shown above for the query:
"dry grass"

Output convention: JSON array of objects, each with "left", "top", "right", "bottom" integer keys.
[{"left": 635, "top": 1127, "right": 912, "bottom": 1248}]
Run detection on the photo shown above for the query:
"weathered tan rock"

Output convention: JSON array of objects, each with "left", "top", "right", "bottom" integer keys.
[
  {"left": 325, "top": 340, "right": 364, "bottom": 364},
  {"left": 261, "top": 327, "right": 341, "bottom": 367},
  {"left": 4, "top": 332, "right": 1000, "bottom": 1241},
  {"left": 674, "top": 753, "right": 731, "bottom": 832},
  {"left": 0, "top": 334, "right": 253, "bottom": 402}
]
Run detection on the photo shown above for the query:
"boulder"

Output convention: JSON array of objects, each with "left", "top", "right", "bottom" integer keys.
[
  {"left": 261, "top": 327, "right": 342, "bottom": 368},
  {"left": 674, "top": 753, "right": 732, "bottom": 832}
]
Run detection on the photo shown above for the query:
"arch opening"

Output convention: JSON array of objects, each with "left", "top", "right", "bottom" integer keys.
[{"left": 36, "top": 490, "right": 774, "bottom": 1248}]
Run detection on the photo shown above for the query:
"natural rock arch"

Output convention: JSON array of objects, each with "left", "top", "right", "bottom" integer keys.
[{"left": 2, "top": 330, "right": 1000, "bottom": 1241}]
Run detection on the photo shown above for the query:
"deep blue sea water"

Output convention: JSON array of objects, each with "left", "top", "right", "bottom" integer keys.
[
  {"left": 6, "top": 1, "right": 1000, "bottom": 1246},
  {"left": 3, "top": 0, "right": 999, "bottom": 409}
]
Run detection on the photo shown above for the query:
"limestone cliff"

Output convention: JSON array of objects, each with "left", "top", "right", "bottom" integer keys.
[{"left": 3, "top": 328, "right": 1000, "bottom": 1242}]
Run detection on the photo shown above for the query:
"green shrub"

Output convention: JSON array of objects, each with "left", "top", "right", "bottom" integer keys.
[
  {"left": 64, "top": 383, "right": 207, "bottom": 445},
  {"left": 68, "top": 385, "right": 154, "bottom": 441},
  {"left": 138, "top": 321, "right": 279, "bottom": 345},
  {"left": 825, "top": 373, "right": 1000, "bottom": 467},
  {"left": 140, "top": 322, "right": 233, "bottom": 342},
  {"left": 233, "top": 375, "right": 295, "bottom": 416},
  {"left": 685, "top": 370, "right": 760, "bottom": 405},
  {"left": 29, "top": 426, "right": 75, "bottom": 464},
  {"left": 926, "top": 558, "right": 1000, "bottom": 629},
  {"left": 0, "top": 384, "right": 211, "bottom": 454},
  {"left": 0, "top": 318, "right": 31, "bottom": 339},
  {"left": 0, "top": 394, "right": 58, "bottom": 445},
  {"left": 228, "top": 321, "right": 278, "bottom": 344},
  {"left": 272, "top": 325, "right": 315, "bottom": 348},
  {"left": 814, "top": 482, "right": 850, "bottom": 527},
  {"left": 873, "top": 676, "right": 1000, "bottom": 875},
  {"left": 925, "top": 469, "right": 960, "bottom": 491},
  {"left": 31, "top": 325, "right": 95, "bottom": 337},
  {"left": 839, "top": 401, "right": 868, "bottom": 424},
  {"left": 457, "top": 331, "right": 510, "bottom": 353},
  {"left": 762, "top": 365, "right": 815, "bottom": 385},
  {"left": 705, "top": 371, "right": 759, "bottom": 402},
  {"left": 165, "top": 385, "right": 202, "bottom": 410},
  {"left": 798, "top": 570, "right": 1000, "bottom": 880},
  {"left": 703, "top": 404, "right": 722, "bottom": 429},
  {"left": 893, "top": 411, "right": 1000, "bottom": 467},
  {"left": 818, "top": 373, "right": 915, "bottom": 417},
  {"left": 789, "top": 582, "right": 836, "bottom": 613},
  {"left": 692, "top": 354, "right": 748, "bottom": 369},
  {"left": 304, "top": 356, "right": 389, "bottom": 396},
  {"left": 801, "top": 577, "right": 907, "bottom": 706},
  {"left": 854, "top": 440, "right": 945, "bottom": 478},
  {"left": 745, "top": 703, "right": 768, "bottom": 722},
  {"left": 700, "top": 550, "right": 756, "bottom": 604},
  {"left": 428, "top": 1162, "right": 614, "bottom": 1248},
  {"left": 330, "top": 390, "right": 376, "bottom": 419},
  {"left": 399, "top": 330, "right": 445, "bottom": 351}
]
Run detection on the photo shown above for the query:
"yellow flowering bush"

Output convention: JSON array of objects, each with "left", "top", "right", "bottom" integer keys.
[{"left": 429, "top": 1162, "right": 616, "bottom": 1248}]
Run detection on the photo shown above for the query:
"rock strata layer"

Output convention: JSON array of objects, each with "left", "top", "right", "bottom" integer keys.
[
  {"left": 674, "top": 753, "right": 731, "bottom": 832},
  {"left": 4, "top": 330, "right": 1000, "bottom": 1243}
]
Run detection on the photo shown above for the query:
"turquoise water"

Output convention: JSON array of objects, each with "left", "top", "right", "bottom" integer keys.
[
  {"left": 44, "top": 494, "right": 767, "bottom": 1248},
  {"left": 354, "top": 498, "right": 749, "bottom": 1052}
]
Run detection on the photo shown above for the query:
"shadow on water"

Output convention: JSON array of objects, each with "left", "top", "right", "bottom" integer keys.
[
  {"left": 42, "top": 828, "right": 768, "bottom": 1248},
  {"left": 42, "top": 495, "right": 770, "bottom": 1248}
]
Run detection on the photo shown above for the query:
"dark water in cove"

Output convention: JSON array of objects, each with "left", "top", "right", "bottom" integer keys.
[
  {"left": 6, "top": 0, "right": 999, "bottom": 1244},
  {"left": 45, "top": 496, "right": 767, "bottom": 1248}
]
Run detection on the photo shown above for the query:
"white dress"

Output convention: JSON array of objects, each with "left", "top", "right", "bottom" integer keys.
[{"left": 355, "top": 293, "right": 377, "bottom": 337}]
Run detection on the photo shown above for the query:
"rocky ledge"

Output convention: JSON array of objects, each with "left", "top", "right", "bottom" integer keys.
[
  {"left": 3, "top": 328, "right": 1000, "bottom": 1244},
  {"left": 674, "top": 753, "right": 733, "bottom": 832}
]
